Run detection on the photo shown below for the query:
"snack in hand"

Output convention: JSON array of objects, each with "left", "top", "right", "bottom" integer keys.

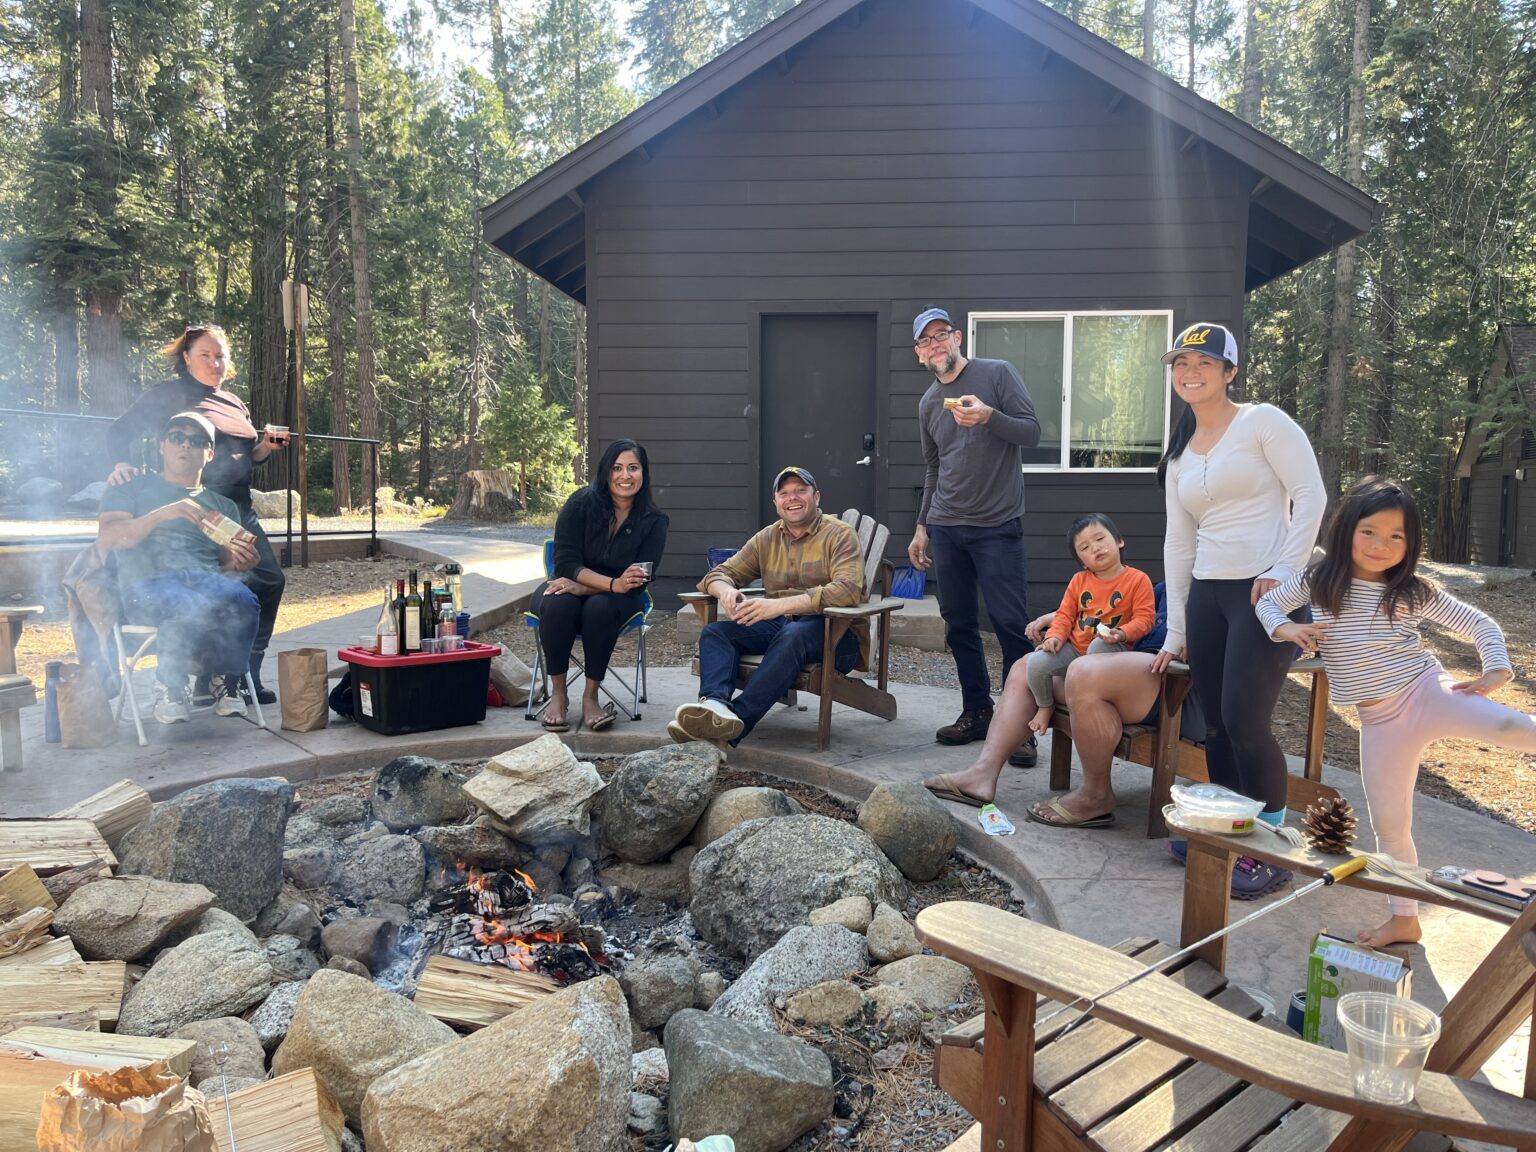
[
  {"left": 200, "top": 510, "right": 256, "bottom": 548},
  {"left": 1095, "top": 623, "right": 1116, "bottom": 641},
  {"left": 943, "top": 397, "right": 964, "bottom": 410}
]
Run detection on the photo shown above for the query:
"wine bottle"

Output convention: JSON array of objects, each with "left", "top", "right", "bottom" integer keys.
[
  {"left": 404, "top": 572, "right": 423, "bottom": 653},
  {"left": 392, "top": 579, "right": 407, "bottom": 644},
  {"left": 422, "top": 580, "right": 435, "bottom": 639},
  {"left": 376, "top": 584, "right": 399, "bottom": 656}
]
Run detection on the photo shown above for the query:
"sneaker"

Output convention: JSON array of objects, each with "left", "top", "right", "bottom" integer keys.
[
  {"left": 1167, "top": 839, "right": 1188, "bottom": 864},
  {"left": 674, "top": 698, "right": 743, "bottom": 743},
  {"left": 667, "top": 720, "right": 728, "bottom": 758},
  {"left": 1008, "top": 734, "right": 1038, "bottom": 768},
  {"left": 1231, "top": 856, "right": 1291, "bottom": 900},
  {"left": 153, "top": 682, "right": 190, "bottom": 724},
  {"left": 190, "top": 674, "right": 214, "bottom": 708},
  {"left": 210, "top": 675, "right": 248, "bottom": 718},
  {"left": 936, "top": 707, "right": 992, "bottom": 745}
]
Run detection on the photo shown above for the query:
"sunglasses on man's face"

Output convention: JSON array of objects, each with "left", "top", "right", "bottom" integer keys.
[{"left": 165, "top": 431, "right": 212, "bottom": 449}]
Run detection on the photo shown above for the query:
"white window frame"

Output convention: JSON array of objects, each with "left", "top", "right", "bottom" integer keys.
[{"left": 967, "top": 309, "right": 1174, "bottom": 473}]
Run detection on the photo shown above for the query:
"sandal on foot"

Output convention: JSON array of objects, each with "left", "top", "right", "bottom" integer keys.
[
  {"left": 542, "top": 711, "right": 570, "bottom": 732},
  {"left": 1025, "top": 798, "right": 1115, "bottom": 829},
  {"left": 923, "top": 773, "right": 989, "bottom": 809},
  {"left": 586, "top": 702, "right": 618, "bottom": 732}
]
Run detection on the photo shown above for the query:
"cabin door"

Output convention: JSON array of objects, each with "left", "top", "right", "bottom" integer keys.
[{"left": 758, "top": 313, "right": 878, "bottom": 526}]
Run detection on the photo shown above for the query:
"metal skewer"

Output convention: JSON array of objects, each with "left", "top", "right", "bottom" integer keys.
[
  {"left": 1049, "top": 855, "right": 1368, "bottom": 1041},
  {"left": 211, "top": 1041, "right": 238, "bottom": 1152}
]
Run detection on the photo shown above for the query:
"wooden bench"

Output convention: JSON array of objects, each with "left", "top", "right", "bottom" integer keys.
[
  {"left": 917, "top": 899, "right": 1536, "bottom": 1152},
  {"left": 0, "top": 607, "right": 43, "bottom": 772},
  {"left": 680, "top": 508, "right": 904, "bottom": 750},
  {"left": 1049, "top": 657, "right": 1336, "bottom": 837}
]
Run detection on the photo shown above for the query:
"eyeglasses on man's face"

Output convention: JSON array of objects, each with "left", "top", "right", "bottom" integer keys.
[
  {"left": 165, "top": 431, "right": 212, "bottom": 449},
  {"left": 915, "top": 329, "right": 957, "bottom": 350}
]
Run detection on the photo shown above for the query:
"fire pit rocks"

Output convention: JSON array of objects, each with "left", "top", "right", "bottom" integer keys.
[{"left": 33, "top": 736, "right": 988, "bottom": 1150}]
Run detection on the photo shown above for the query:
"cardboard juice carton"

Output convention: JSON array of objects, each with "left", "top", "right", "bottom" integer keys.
[{"left": 1303, "top": 932, "right": 1412, "bottom": 1050}]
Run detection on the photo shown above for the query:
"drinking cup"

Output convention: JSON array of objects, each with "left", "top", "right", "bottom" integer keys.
[
  {"left": 634, "top": 561, "right": 654, "bottom": 582},
  {"left": 264, "top": 423, "right": 290, "bottom": 446},
  {"left": 1336, "top": 991, "right": 1441, "bottom": 1104}
]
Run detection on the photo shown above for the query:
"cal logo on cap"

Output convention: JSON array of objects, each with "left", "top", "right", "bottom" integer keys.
[{"left": 1181, "top": 327, "right": 1211, "bottom": 348}]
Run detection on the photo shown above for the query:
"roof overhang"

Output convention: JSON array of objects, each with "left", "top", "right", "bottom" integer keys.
[{"left": 483, "top": 0, "right": 1383, "bottom": 304}]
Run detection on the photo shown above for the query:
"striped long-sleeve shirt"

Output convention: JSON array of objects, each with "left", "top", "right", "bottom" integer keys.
[{"left": 1255, "top": 573, "right": 1512, "bottom": 707}]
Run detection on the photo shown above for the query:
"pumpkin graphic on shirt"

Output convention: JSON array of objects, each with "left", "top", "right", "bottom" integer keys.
[{"left": 1076, "top": 588, "right": 1126, "bottom": 636}]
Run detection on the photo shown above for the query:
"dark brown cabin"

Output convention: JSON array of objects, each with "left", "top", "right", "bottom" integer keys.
[
  {"left": 483, "top": 0, "right": 1379, "bottom": 609},
  {"left": 1453, "top": 323, "right": 1536, "bottom": 568}
]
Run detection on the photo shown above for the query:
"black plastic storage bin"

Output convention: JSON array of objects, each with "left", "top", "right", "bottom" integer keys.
[{"left": 338, "top": 641, "right": 501, "bottom": 736}]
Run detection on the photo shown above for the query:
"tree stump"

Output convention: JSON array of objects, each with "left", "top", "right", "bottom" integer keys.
[{"left": 446, "top": 470, "right": 524, "bottom": 522}]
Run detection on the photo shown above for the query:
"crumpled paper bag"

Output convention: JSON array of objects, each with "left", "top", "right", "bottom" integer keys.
[
  {"left": 36, "top": 1061, "right": 216, "bottom": 1151},
  {"left": 488, "top": 652, "right": 537, "bottom": 706}
]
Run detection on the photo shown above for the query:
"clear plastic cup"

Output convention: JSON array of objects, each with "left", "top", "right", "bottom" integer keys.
[{"left": 1337, "top": 991, "right": 1441, "bottom": 1104}]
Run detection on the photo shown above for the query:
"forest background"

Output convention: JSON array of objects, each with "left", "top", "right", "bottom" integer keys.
[{"left": 0, "top": 0, "right": 1532, "bottom": 543}]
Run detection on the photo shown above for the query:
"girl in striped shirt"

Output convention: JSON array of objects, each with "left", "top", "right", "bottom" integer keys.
[{"left": 1256, "top": 476, "right": 1536, "bottom": 948}]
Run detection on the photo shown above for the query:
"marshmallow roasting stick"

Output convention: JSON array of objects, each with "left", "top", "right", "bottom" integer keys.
[
  {"left": 1048, "top": 854, "right": 1369, "bottom": 1040},
  {"left": 212, "top": 1041, "right": 238, "bottom": 1152}
]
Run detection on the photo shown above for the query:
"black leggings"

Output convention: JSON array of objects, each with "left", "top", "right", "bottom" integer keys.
[
  {"left": 530, "top": 584, "right": 644, "bottom": 681},
  {"left": 1185, "top": 577, "right": 1302, "bottom": 813},
  {"left": 231, "top": 498, "right": 285, "bottom": 673}
]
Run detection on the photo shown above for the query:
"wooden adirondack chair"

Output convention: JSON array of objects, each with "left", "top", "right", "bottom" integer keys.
[{"left": 679, "top": 508, "right": 905, "bottom": 750}]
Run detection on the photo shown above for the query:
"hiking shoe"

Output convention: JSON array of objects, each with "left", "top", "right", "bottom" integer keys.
[
  {"left": 1008, "top": 734, "right": 1038, "bottom": 767},
  {"left": 1167, "top": 838, "right": 1188, "bottom": 864},
  {"left": 936, "top": 707, "right": 992, "bottom": 745},
  {"left": 1231, "top": 856, "right": 1291, "bottom": 900},
  {"left": 210, "top": 675, "right": 248, "bottom": 718},
  {"left": 667, "top": 720, "right": 728, "bottom": 758},
  {"left": 674, "top": 698, "right": 743, "bottom": 743},
  {"left": 153, "top": 682, "right": 190, "bottom": 724}
]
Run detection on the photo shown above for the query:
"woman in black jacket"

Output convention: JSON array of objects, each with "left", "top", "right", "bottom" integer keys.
[
  {"left": 532, "top": 439, "right": 668, "bottom": 732},
  {"left": 103, "top": 324, "right": 287, "bottom": 702}
]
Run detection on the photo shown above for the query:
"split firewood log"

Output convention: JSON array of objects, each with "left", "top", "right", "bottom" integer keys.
[
  {"left": 40, "top": 859, "right": 112, "bottom": 905},
  {"left": 0, "top": 907, "right": 53, "bottom": 958}
]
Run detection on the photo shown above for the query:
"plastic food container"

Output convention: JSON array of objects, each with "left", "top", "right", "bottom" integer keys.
[
  {"left": 1166, "top": 783, "right": 1263, "bottom": 835},
  {"left": 339, "top": 640, "right": 501, "bottom": 736}
]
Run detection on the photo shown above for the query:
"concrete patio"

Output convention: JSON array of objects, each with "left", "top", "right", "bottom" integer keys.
[{"left": 0, "top": 534, "right": 1529, "bottom": 1105}]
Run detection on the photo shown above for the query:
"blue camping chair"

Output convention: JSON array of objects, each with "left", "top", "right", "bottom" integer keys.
[{"left": 523, "top": 539, "right": 651, "bottom": 722}]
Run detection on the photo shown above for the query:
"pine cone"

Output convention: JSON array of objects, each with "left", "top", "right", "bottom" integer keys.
[{"left": 1303, "top": 795, "right": 1357, "bottom": 854}]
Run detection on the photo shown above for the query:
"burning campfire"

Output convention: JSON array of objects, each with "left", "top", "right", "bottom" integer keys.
[{"left": 429, "top": 866, "right": 607, "bottom": 983}]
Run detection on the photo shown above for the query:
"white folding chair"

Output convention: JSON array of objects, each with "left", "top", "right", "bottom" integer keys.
[{"left": 114, "top": 624, "right": 266, "bottom": 747}]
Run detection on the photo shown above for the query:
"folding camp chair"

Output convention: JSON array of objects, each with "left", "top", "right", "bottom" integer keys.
[
  {"left": 114, "top": 624, "right": 267, "bottom": 747},
  {"left": 523, "top": 540, "right": 651, "bottom": 722}
]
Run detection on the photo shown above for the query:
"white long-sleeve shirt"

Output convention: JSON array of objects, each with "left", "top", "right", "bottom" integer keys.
[
  {"left": 1256, "top": 573, "right": 1512, "bottom": 707},
  {"left": 1162, "top": 403, "right": 1326, "bottom": 654}
]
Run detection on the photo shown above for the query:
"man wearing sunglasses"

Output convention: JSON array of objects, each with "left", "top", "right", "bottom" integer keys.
[
  {"left": 97, "top": 412, "right": 262, "bottom": 724},
  {"left": 909, "top": 307, "right": 1042, "bottom": 764}
]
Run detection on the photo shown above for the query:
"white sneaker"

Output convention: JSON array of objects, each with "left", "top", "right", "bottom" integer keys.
[
  {"left": 667, "top": 720, "right": 729, "bottom": 758},
  {"left": 210, "top": 675, "right": 248, "bottom": 718},
  {"left": 153, "top": 682, "right": 190, "bottom": 724},
  {"left": 674, "top": 698, "right": 743, "bottom": 743}
]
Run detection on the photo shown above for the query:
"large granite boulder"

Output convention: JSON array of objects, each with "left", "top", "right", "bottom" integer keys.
[
  {"left": 271, "top": 969, "right": 456, "bottom": 1125},
  {"left": 598, "top": 743, "right": 720, "bottom": 864},
  {"left": 708, "top": 924, "right": 867, "bottom": 1032},
  {"left": 362, "top": 976, "right": 630, "bottom": 1152},
  {"left": 462, "top": 736, "right": 604, "bottom": 845},
  {"left": 170, "top": 1016, "right": 267, "bottom": 1086},
  {"left": 160, "top": 906, "right": 259, "bottom": 952},
  {"left": 689, "top": 815, "right": 907, "bottom": 958},
  {"left": 118, "top": 932, "right": 275, "bottom": 1037},
  {"left": 666, "top": 1009, "right": 834, "bottom": 1152},
  {"left": 688, "top": 786, "right": 800, "bottom": 848},
  {"left": 53, "top": 877, "right": 214, "bottom": 961},
  {"left": 855, "top": 781, "right": 958, "bottom": 882},
  {"left": 370, "top": 757, "right": 470, "bottom": 831},
  {"left": 320, "top": 916, "right": 398, "bottom": 974},
  {"left": 619, "top": 937, "right": 703, "bottom": 1031},
  {"left": 413, "top": 822, "right": 525, "bottom": 873},
  {"left": 117, "top": 778, "right": 292, "bottom": 921},
  {"left": 331, "top": 834, "right": 426, "bottom": 905}
]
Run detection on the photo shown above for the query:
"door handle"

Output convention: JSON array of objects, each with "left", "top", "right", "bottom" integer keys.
[{"left": 855, "top": 456, "right": 872, "bottom": 467}]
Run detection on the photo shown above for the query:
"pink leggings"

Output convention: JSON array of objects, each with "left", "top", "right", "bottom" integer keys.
[{"left": 1357, "top": 665, "right": 1536, "bottom": 916}]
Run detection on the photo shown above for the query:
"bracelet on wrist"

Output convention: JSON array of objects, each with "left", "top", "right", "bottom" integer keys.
[{"left": 609, "top": 577, "right": 617, "bottom": 592}]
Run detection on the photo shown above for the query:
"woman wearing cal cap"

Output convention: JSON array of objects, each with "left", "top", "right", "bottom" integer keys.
[{"left": 1154, "top": 322, "right": 1325, "bottom": 897}]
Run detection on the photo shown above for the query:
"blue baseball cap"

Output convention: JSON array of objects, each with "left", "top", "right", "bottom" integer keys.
[
  {"left": 773, "top": 466, "right": 817, "bottom": 491},
  {"left": 912, "top": 307, "right": 954, "bottom": 343},
  {"left": 1162, "top": 322, "right": 1239, "bottom": 366}
]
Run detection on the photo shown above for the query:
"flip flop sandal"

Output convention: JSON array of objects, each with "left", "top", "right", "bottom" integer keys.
[
  {"left": 923, "top": 773, "right": 988, "bottom": 809},
  {"left": 542, "top": 712, "right": 570, "bottom": 733},
  {"left": 586, "top": 703, "right": 618, "bottom": 732},
  {"left": 1025, "top": 798, "right": 1115, "bottom": 829}
]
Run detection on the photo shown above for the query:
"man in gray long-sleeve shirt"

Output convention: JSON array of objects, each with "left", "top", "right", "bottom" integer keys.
[{"left": 908, "top": 307, "right": 1041, "bottom": 761}]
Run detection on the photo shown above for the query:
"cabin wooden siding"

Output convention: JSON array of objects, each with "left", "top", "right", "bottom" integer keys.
[{"left": 583, "top": 0, "right": 1252, "bottom": 608}]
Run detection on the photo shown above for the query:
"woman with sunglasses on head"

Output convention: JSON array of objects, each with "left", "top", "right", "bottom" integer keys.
[{"left": 103, "top": 324, "right": 287, "bottom": 703}]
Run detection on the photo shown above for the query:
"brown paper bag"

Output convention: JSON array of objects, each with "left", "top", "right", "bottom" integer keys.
[
  {"left": 488, "top": 652, "right": 537, "bottom": 706},
  {"left": 279, "top": 647, "right": 330, "bottom": 731},
  {"left": 36, "top": 1061, "right": 217, "bottom": 1151},
  {"left": 57, "top": 662, "right": 117, "bottom": 749}
]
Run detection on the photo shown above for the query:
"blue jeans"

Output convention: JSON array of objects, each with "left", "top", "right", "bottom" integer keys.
[
  {"left": 122, "top": 570, "right": 261, "bottom": 688},
  {"left": 929, "top": 518, "right": 1031, "bottom": 712},
  {"left": 698, "top": 615, "right": 861, "bottom": 743}
]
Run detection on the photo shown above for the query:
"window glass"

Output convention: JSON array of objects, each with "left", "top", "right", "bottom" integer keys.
[
  {"left": 1069, "top": 315, "right": 1168, "bottom": 468},
  {"left": 973, "top": 317, "right": 1063, "bottom": 467}
]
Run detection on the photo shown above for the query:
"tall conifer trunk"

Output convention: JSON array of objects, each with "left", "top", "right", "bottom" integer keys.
[
  {"left": 340, "top": 0, "right": 380, "bottom": 501},
  {"left": 53, "top": 0, "right": 80, "bottom": 413},
  {"left": 79, "top": 0, "right": 130, "bottom": 414},
  {"left": 323, "top": 45, "right": 352, "bottom": 510}
]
